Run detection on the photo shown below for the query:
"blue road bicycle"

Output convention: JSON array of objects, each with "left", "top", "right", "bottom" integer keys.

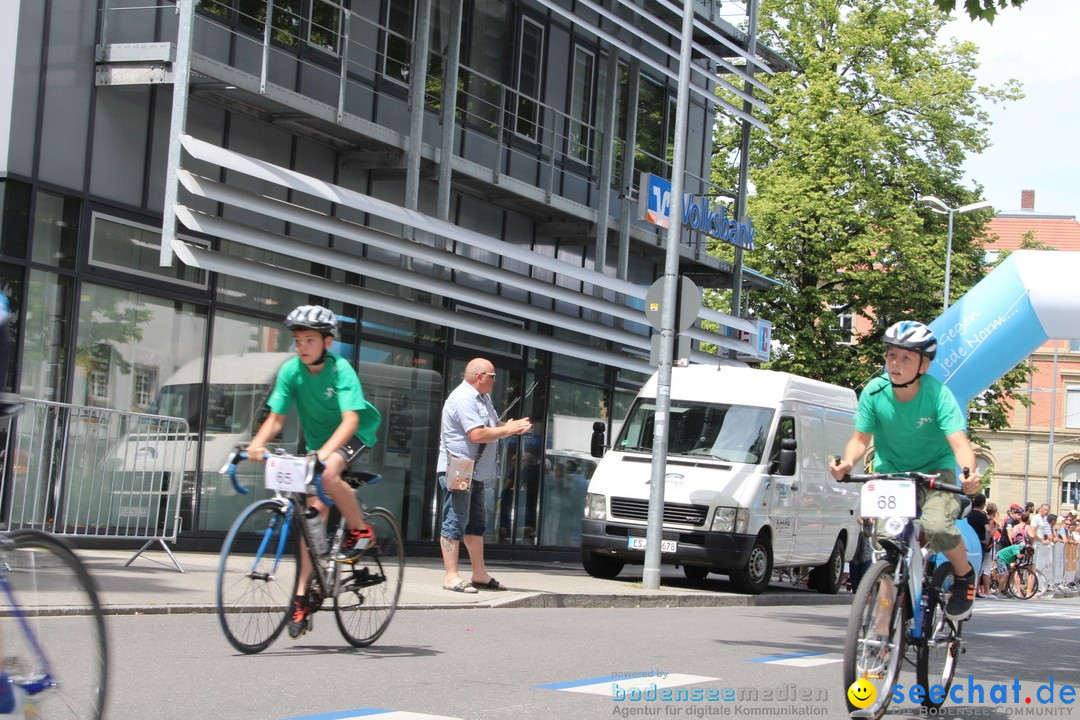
[
  {"left": 838, "top": 470, "right": 969, "bottom": 719},
  {"left": 0, "top": 529, "right": 109, "bottom": 719},
  {"left": 216, "top": 448, "right": 404, "bottom": 653}
]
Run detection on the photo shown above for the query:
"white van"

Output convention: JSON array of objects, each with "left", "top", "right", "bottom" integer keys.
[{"left": 581, "top": 365, "right": 861, "bottom": 594}]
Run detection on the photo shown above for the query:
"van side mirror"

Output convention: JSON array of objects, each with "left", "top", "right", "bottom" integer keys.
[
  {"left": 774, "top": 438, "right": 797, "bottom": 476},
  {"left": 590, "top": 421, "right": 606, "bottom": 459}
]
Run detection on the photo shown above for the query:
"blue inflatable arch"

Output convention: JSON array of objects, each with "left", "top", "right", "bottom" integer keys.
[{"left": 927, "top": 249, "right": 1080, "bottom": 407}]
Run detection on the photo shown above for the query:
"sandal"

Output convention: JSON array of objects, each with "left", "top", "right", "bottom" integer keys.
[
  {"left": 471, "top": 577, "right": 508, "bottom": 591},
  {"left": 443, "top": 580, "right": 478, "bottom": 594}
]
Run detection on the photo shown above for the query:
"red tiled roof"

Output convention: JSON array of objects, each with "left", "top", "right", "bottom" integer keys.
[{"left": 986, "top": 214, "right": 1080, "bottom": 252}]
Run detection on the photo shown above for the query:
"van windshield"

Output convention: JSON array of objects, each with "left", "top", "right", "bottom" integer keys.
[
  {"left": 143, "top": 383, "right": 270, "bottom": 434},
  {"left": 615, "top": 399, "right": 774, "bottom": 464}
]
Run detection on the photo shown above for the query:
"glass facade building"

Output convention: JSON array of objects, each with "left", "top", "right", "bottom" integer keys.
[{"left": 0, "top": 0, "right": 785, "bottom": 556}]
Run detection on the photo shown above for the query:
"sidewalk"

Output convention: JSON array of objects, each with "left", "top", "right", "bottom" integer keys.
[{"left": 76, "top": 547, "right": 856, "bottom": 614}]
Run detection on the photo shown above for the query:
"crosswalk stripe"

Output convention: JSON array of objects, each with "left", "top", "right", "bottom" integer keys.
[
  {"left": 282, "top": 711, "right": 461, "bottom": 720},
  {"left": 538, "top": 673, "right": 718, "bottom": 696},
  {"left": 749, "top": 652, "right": 843, "bottom": 667}
]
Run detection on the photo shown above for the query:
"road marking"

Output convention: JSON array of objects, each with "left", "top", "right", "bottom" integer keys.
[
  {"left": 747, "top": 650, "right": 843, "bottom": 667},
  {"left": 1033, "top": 625, "right": 1075, "bottom": 630},
  {"left": 537, "top": 673, "right": 717, "bottom": 696},
  {"left": 966, "top": 630, "right": 1032, "bottom": 638},
  {"left": 282, "top": 711, "right": 461, "bottom": 720}
]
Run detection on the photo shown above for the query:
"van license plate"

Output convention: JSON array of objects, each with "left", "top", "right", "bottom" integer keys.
[{"left": 627, "top": 537, "right": 677, "bottom": 553}]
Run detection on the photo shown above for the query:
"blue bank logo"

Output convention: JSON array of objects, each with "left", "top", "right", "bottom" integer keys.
[{"left": 638, "top": 173, "right": 757, "bottom": 250}]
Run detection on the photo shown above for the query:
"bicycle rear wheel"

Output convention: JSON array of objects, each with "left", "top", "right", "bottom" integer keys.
[
  {"left": 335, "top": 508, "right": 404, "bottom": 647},
  {"left": 843, "top": 559, "right": 906, "bottom": 720},
  {"left": 917, "top": 561, "right": 960, "bottom": 710},
  {"left": 0, "top": 529, "right": 108, "bottom": 719},
  {"left": 217, "top": 498, "right": 300, "bottom": 653},
  {"left": 1009, "top": 566, "right": 1039, "bottom": 599}
]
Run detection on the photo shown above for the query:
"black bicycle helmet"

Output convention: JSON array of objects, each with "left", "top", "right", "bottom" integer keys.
[
  {"left": 882, "top": 320, "right": 937, "bottom": 361},
  {"left": 284, "top": 305, "right": 338, "bottom": 337}
]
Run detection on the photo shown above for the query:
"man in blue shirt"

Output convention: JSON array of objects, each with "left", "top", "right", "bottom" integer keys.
[{"left": 438, "top": 358, "right": 531, "bottom": 593}]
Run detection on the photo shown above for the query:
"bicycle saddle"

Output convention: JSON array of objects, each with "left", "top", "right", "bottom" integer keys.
[{"left": 342, "top": 470, "right": 381, "bottom": 488}]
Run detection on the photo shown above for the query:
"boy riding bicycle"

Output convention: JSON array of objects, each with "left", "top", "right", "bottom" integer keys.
[
  {"left": 246, "top": 305, "right": 382, "bottom": 638},
  {"left": 829, "top": 320, "right": 981, "bottom": 622}
]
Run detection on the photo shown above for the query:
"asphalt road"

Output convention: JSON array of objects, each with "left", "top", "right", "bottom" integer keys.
[{"left": 93, "top": 595, "right": 1080, "bottom": 720}]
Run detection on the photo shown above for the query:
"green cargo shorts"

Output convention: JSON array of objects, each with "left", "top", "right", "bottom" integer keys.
[{"left": 875, "top": 469, "right": 964, "bottom": 553}]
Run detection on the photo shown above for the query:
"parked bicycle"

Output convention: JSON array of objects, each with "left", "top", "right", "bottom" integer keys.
[
  {"left": 216, "top": 447, "right": 404, "bottom": 653},
  {"left": 839, "top": 470, "right": 969, "bottom": 719},
  {"left": 0, "top": 529, "right": 109, "bottom": 719}
]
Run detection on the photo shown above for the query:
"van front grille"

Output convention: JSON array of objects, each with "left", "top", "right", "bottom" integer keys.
[{"left": 609, "top": 497, "right": 708, "bottom": 527}]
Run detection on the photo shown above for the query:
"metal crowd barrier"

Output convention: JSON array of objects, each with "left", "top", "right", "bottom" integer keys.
[
  {"left": 1032, "top": 541, "right": 1080, "bottom": 588},
  {"left": 0, "top": 398, "right": 189, "bottom": 572}
]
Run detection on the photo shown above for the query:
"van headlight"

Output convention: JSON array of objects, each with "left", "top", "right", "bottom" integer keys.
[
  {"left": 711, "top": 506, "right": 748, "bottom": 533},
  {"left": 584, "top": 493, "right": 607, "bottom": 520}
]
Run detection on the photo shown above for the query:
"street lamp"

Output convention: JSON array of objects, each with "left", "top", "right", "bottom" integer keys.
[{"left": 919, "top": 195, "right": 993, "bottom": 312}]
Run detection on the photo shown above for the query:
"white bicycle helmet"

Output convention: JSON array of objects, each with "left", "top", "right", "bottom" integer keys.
[
  {"left": 284, "top": 305, "right": 338, "bottom": 336},
  {"left": 883, "top": 320, "right": 937, "bottom": 360}
]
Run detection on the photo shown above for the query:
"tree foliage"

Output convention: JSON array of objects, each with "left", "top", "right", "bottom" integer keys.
[
  {"left": 932, "top": 0, "right": 1029, "bottom": 22},
  {"left": 709, "top": 0, "right": 1022, "bottom": 422}
]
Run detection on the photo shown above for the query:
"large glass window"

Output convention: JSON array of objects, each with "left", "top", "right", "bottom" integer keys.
[
  {"left": 73, "top": 283, "right": 208, "bottom": 411},
  {"left": 539, "top": 378, "right": 605, "bottom": 547},
  {"left": 1062, "top": 460, "right": 1080, "bottom": 507},
  {"left": 0, "top": 180, "right": 31, "bottom": 259},
  {"left": 513, "top": 17, "right": 544, "bottom": 140},
  {"left": 216, "top": 239, "right": 308, "bottom": 312},
  {"left": 89, "top": 214, "right": 207, "bottom": 288},
  {"left": 19, "top": 270, "right": 74, "bottom": 402},
  {"left": 32, "top": 191, "right": 78, "bottom": 269},
  {"left": 1067, "top": 386, "right": 1080, "bottom": 429},
  {"left": 384, "top": 0, "right": 413, "bottom": 84},
  {"left": 356, "top": 340, "right": 443, "bottom": 541},
  {"left": 0, "top": 268, "right": 21, "bottom": 394},
  {"left": 567, "top": 46, "right": 596, "bottom": 164},
  {"left": 196, "top": 310, "right": 298, "bottom": 532}
]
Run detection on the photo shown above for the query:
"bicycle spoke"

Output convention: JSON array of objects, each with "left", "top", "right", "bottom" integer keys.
[
  {"left": 917, "top": 562, "right": 960, "bottom": 709},
  {"left": 216, "top": 500, "right": 299, "bottom": 654},
  {"left": 843, "top": 560, "right": 905, "bottom": 720},
  {"left": 335, "top": 508, "right": 404, "bottom": 647},
  {"left": 0, "top": 530, "right": 108, "bottom": 720}
]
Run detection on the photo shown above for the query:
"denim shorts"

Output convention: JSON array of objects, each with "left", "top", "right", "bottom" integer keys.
[{"left": 439, "top": 473, "right": 486, "bottom": 540}]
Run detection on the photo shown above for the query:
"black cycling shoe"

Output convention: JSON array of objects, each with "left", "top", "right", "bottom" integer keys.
[
  {"left": 288, "top": 597, "right": 312, "bottom": 638},
  {"left": 945, "top": 570, "right": 976, "bottom": 622}
]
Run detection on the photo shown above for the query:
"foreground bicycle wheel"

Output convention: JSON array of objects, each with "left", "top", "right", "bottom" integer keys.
[
  {"left": 843, "top": 560, "right": 905, "bottom": 720},
  {"left": 1009, "top": 566, "right": 1039, "bottom": 599},
  {"left": 917, "top": 561, "right": 960, "bottom": 710},
  {"left": 217, "top": 498, "right": 300, "bottom": 653},
  {"left": 335, "top": 507, "right": 404, "bottom": 647},
  {"left": 0, "top": 529, "right": 109, "bottom": 719}
]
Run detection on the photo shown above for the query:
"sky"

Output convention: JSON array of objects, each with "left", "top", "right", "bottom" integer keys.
[{"left": 942, "top": 0, "right": 1080, "bottom": 217}]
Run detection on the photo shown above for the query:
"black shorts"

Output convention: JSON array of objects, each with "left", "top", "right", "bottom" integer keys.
[{"left": 303, "top": 435, "right": 368, "bottom": 467}]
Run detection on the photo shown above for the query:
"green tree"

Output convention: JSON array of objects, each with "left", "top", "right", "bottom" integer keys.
[
  {"left": 932, "top": 0, "right": 1029, "bottom": 22},
  {"left": 709, "top": 0, "right": 1022, "bottom": 423}
]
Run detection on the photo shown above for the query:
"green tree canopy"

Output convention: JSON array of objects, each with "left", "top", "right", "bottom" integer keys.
[
  {"left": 709, "top": 0, "right": 1023, "bottom": 428},
  {"left": 933, "top": 0, "right": 1028, "bottom": 22}
]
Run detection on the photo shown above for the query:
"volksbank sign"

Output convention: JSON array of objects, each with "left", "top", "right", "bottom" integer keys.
[{"left": 637, "top": 172, "right": 756, "bottom": 251}]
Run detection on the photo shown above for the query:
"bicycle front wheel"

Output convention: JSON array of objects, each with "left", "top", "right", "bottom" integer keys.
[
  {"left": 0, "top": 529, "right": 109, "bottom": 720},
  {"left": 335, "top": 508, "right": 404, "bottom": 647},
  {"left": 1009, "top": 566, "right": 1039, "bottom": 599},
  {"left": 917, "top": 561, "right": 960, "bottom": 710},
  {"left": 217, "top": 498, "right": 301, "bottom": 654},
  {"left": 843, "top": 559, "right": 906, "bottom": 720}
]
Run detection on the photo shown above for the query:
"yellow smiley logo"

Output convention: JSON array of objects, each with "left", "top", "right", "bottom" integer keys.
[{"left": 847, "top": 679, "right": 876, "bottom": 709}]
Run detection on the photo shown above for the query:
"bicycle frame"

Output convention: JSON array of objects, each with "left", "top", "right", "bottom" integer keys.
[{"left": 0, "top": 572, "right": 54, "bottom": 696}]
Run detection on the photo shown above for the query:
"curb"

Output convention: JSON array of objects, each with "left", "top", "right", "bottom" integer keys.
[{"left": 98, "top": 589, "right": 855, "bottom": 616}]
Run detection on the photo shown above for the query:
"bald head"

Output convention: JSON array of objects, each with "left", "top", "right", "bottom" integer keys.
[{"left": 465, "top": 358, "right": 496, "bottom": 391}]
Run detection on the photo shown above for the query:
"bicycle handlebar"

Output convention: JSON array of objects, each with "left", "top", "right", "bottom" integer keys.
[
  {"left": 836, "top": 469, "right": 969, "bottom": 495},
  {"left": 221, "top": 446, "right": 334, "bottom": 506}
]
